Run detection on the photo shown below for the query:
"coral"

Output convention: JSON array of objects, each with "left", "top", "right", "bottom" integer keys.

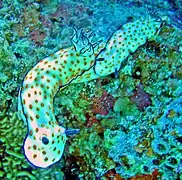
[
  {"left": 91, "top": 90, "right": 116, "bottom": 115},
  {"left": 21, "top": 4, "right": 40, "bottom": 28},
  {"left": 55, "top": 83, "right": 92, "bottom": 126},
  {"left": 67, "top": 127, "right": 116, "bottom": 178},
  {"left": 129, "top": 169, "right": 160, "bottom": 180},
  {"left": 102, "top": 169, "right": 122, "bottom": 179},
  {"left": 113, "top": 97, "right": 139, "bottom": 116},
  {"left": 0, "top": 112, "right": 64, "bottom": 179},
  {"left": 0, "top": 112, "right": 29, "bottom": 179},
  {"left": 0, "top": 36, "right": 18, "bottom": 80},
  {"left": 29, "top": 29, "right": 47, "bottom": 45},
  {"left": 85, "top": 113, "right": 99, "bottom": 127},
  {"left": 130, "top": 83, "right": 152, "bottom": 111}
]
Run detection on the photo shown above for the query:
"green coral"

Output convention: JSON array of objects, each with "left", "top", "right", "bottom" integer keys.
[
  {"left": 0, "top": 36, "right": 17, "bottom": 80},
  {"left": 0, "top": 112, "right": 64, "bottom": 179},
  {"left": 68, "top": 127, "right": 115, "bottom": 177},
  {"left": 0, "top": 112, "right": 30, "bottom": 179},
  {"left": 113, "top": 97, "right": 139, "bottom": 116}
]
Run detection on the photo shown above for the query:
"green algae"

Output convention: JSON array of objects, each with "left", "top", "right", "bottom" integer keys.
[
  {"left": 16, "top": 171, "right": 37, "bottom": 180},
  {"left": 113, "top": 97, "right": 139, "bottom": 116},
  {"left": 100, "top": 116, "right": 121, "bottom": 129}
]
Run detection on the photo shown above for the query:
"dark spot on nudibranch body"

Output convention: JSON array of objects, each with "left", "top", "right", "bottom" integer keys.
[
  {"left": 33, "top": 154, "right": 37, "bottom": 159},
  {"left": 30, "top": 116, "right": 33, "bottom": 121},
  {"left": 42, "top": 137, "right": 49, "bottom": 145},
  {"left": 44, "top": 157, "right": 48, "bottom": 161},
  {"left": 29, "top": 130, "right": 33, "bottom": 136},
  {"left": 42, "top": 151, "right": 46, "bottom": 155},
  {"left": 36, "top": 114, "right": 40, "bottom": 119},
  {"left": 29, "top": 104, "right": 33, "bottom": 109},
  {"left": 35, "top": 128, "right": 39, "bottom": 133}
]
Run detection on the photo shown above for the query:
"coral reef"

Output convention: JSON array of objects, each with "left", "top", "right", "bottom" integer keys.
[{"left": 0, "top": 0, "right": 181, "bottom": 179}]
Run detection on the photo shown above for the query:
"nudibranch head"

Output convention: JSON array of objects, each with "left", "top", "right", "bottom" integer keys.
[
  {"left": 23, "top": 125, "right": 66, "bottom": 168},
  {"left": 94, "top": 17, "right": 165, "bottom": 76}
]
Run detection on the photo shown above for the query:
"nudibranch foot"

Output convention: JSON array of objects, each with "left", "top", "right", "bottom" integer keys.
[{"left": 65, "top": 128, "right": 80, "bottom": 136}]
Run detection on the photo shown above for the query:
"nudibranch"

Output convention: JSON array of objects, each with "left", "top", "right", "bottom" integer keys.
[{"left": 18, "top": 16, "right": 164, "bottom": 168}]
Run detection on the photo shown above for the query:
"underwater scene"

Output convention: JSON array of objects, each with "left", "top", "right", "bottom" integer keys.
[{"left": 0, "top": 0, "right": 181, "bottom": 179}]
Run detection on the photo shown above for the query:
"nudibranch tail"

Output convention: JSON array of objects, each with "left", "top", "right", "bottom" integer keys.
[{"left": 94, "top": 17, "right": 164, "bottom": 76}]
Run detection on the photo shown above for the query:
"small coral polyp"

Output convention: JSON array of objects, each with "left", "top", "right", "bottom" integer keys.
[{"left": 18, "top": 17, "right": 164, "bottom": 168}]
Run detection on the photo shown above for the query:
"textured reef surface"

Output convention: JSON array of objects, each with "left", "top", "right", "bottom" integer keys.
[{"left": 0, "top": 0, "right": 181, "bottom": 179}]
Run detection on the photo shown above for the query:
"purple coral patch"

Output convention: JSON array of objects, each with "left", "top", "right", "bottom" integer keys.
[{"left": 130, "top": 84, "right": 152, "bottom": 111}]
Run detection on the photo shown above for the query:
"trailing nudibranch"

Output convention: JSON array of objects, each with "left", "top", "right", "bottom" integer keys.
[{"left": 18, "top": 17, "right": 165, "bottom": 168}]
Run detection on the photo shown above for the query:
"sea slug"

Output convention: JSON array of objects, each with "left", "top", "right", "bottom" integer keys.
[{"left": 18, "top": 16, "right": 164, "bottom": 168}]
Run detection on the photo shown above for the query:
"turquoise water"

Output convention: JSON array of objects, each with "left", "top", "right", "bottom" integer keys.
[{"left": 0, "top": 0, "right": 181, "bottom": 179}]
